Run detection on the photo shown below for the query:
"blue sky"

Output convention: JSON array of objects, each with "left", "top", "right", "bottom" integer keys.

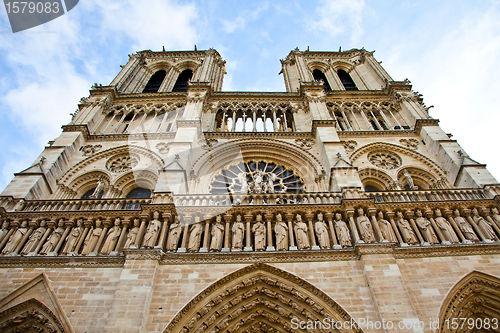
[{"left": 1, "top": 0, "right": 500, "bottom": 191}]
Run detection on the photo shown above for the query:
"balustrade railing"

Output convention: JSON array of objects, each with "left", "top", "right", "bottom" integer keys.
[{"left": 17, "top": 198, "right": 152, "bottom": 212}]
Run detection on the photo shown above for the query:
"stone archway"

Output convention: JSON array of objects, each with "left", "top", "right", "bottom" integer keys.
[
  {"left": 439, "top": 271, "right": 500, "bottom": 333},
  {"left": 163, "top": 263, "right": 363, "bottom": 333}
]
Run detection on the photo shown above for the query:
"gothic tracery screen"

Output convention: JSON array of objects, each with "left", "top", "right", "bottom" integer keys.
[{"left": 209, "top": 161, "right": 305, "bottom": 194}]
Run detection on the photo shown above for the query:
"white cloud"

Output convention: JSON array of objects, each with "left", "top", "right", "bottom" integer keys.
[
  {"left": 310, "top": 0, "right": 365, "bottom": 43},
  {"left": 222, "top": 3, "right": 269, "bottom": 34}
]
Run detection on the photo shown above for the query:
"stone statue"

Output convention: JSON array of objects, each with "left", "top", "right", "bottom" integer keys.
[
  {"left": 266, "top": 173, "right": 276, "bottom": 194},
  {"left": 396, "top": 212, "right": 418, "bottom": 245},
  {"left": 454, "top": 210, "right": 479, "bottom": 241},
  {"left": 357, "top": 208, "right": 375, "bottom": 243},
  {"left": 434, "top": 210, "right": 459, "bottom": 243},
  {"left": 274, "top": 214, "right": 288, "bottom": 251},
  {"left": 491, "top": 207, "right": 500, "bottom": 226},
  {"left": 210, "top": 216, "right": 224, "bottom": 251},
  {"left": 403, "top": 169, "right": 416, "bottom": 190},
  {"left": 166, "top": 216, "right": 182, "bottom": 251},
  {"left": 232, "top": 215, "right": 244, "bottom": 250},
  {"left": 0, "top": 221, "right": 9, "bottom": 244},
  {"left": 252, "top": 170, "right": 264, "bottom": 194},
  {"left": 377, "top": 212, "right": 397, "bottom": 242},
  {"left": 252, "top": 214, "right": 266, "bottom": 251},
  {"left": 415, "top": 210, "right": 438, "bottom": 244},
  {"left": 21, "top": 221, "right": 47, "bottom": 255},
  {"left": 334, "top": 213, "right": 352, "bottom": 247},
  {"left": 61, "top": 220, "right": 84, "bottom": 255},
  {"left": 2, "top": 221, "right": 28, "bottom": 255},
  {"left": 294, "top": 215, "right": 310, "bottom": 250},
  {"left": 100, "top": 219, "right": 121, "bottom": 255},
  {"left": 143, "top": 211, "right": 162, "bottom": 248},
  {"left": 314, "top": 213, "right": 330, "bottom": 249},
  {"left": 188, "top": 217, "right": 203, "bottom": 252},
  {"left": 82, "top": 220, "right": 103, "bottom": 255},
  {"left": 40, "top": 221, "right": 65, "bottom": 255},
  {"left": 90, "top": 176, "right": 105, "bottom": 198},
  {"left": 472, "top": 208, "right": 498, "bottom": 241},
  {"left": 238, "top": 172, "right": 249, "bottom": 193},
  {"left": 123, "top": 218, "right": 140, "bottom": 249}
]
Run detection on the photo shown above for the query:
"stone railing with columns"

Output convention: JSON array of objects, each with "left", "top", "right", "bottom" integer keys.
[{"left": 0, "top": 197, "right": 152, "bottom": 212}]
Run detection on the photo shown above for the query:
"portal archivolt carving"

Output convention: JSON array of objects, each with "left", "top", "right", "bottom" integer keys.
[
  {"left": 163, "top": 263, "right": 363, "bottom": 333},
  {"left": 0, "top": 299, "right": 67, "bottom": 333}
]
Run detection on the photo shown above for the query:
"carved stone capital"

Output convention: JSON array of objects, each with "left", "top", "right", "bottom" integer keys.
[
  {"left": 345, "top": 209, "right": 355, "bottom": 219},
  {"left": 424, "top": 210, "right": 434, "bottom": 218},
  {"left": 324, "top": 213, "right": 334, "bottom": 223},
  {"left": 367, "top": 208, "right": 377, "bottom": 217},
  {"left": 405, "top": 211, "right": 414, "bottom": 219},
  {"left": 462, "top": 209, "right": 472, "bottom": 217},
  {"left": 244, "top": 214, "right": 254, "bottom": 223},
  {"left": 264, "top": 214, "right": 274, "bottom": 222},
  {"left": 386, "top": 212, "right": 395, "bottom": 219},
  {"left": 83, "top": 220, "right": 94, "bottom": 228},
  {"left": 65, "top": 220, "right": 76, "bottom": 228}
]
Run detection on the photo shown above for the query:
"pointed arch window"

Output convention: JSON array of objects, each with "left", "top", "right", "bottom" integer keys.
[
  {"left": 312, "top": 69, "right": 331, "bottom": 91},
  {"left": 337, "top": 69, "right": 358, "bottom": 90},
  {"left": 172, "top": 69, "right": 193, "bottom": 92},
  {"left": 143, "top": 70, "right": 166, "bottom": 93},
  {"left": 126, "top": 188, "right": 152, "bottom": 199}
]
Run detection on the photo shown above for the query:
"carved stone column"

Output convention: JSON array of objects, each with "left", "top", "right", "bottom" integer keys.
[
  {"left": 134, "top": 215, "right": 149, "bottom": 248},
  {"left": 406, "top": 211, "right": 425, "bottom": 245},
  {"left": 426, "top": 210, "right": 448, "bottom": 244},
  {"left": 367, "top": 208, "right": 383, "bottom": 242},
  {"left": 443, "top": 209, "right": 468, "bottom": 243},
  {"left": 33, "top": 220, "right": 54, "bottom": 255},
  {"left": 264, "top": 214, "right": 275, "bottom": 251},
  {"left": 51, "top": 220, "right": 73, "bottom": 255},
  {"left": 178, "top": 215, "right": 191, "bottom": 253},
  {"left": 0, "top": 222, "right": 16, "bottom": 253},
  {"left": 464, "top": 209, "right": 490, "bottom": 242},
  {"left": 345, "top": 209, "right": 361, "bottom": 243},
  {"left": 325, "top": 213, "right": 341, "bottom": 249},
  {"left": 74, "top": 220, "right": 92, "bottom": 254},
  {"left": 305, "top": 212, "right": 319, "bottom": 250},
  {"left": 156, "top": 213, "right": 172, "bottom": 250},
  {"left": 12, "top": 220, "right": 35, "bottom": 255},
  {"left": 482, "top": 209, "right": 500, "bottom": 238},
  {"left": 200, "top": 215, "right": 212, "bottom": 253},
  {"left": 284, "top": 213, "right": 297, "bottom": 250},
  {"left": 115, "top": 219, "right": 130, "bottom": 254},
  {"left": 222, "top": 214, "right": 232, "bottom": 252},
  {"left": 386, "top": 212, "right": 404, "bottom": 245},
  {"left": 244, "top": 214, "right": 253, "bottom": 251}
]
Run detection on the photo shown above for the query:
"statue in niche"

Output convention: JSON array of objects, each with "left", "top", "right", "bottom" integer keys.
[
  {"left": 21, "top": 221, "right": 47, "bottom": 255},
  {"left": 143, "top": 211, "right": 162, "bottom": 248},
  {"left": 100, "top": 219, "right": 121, "bottom": 255},
  {"left": 415, "top": 210, "right": 438, "bottom": 244},
  {"left": 0, "top": 221, "right": 9, "bottom": 244},
  {"left": 454, "top": 210, "right": 479, "bottom": 242},
  {"left": 123, "top": 218, "right": 140, "bottom": 249},
  {"left": 90, "top": 176, "right": 105, "bottom": 198},
  {"left": 188, "top": 217, "right": 203, "bottom": 252},
  {"left": 251, "top": 170, "right": 265, "bottom": 194},
  {"left": 266, "top": 173, "right": 277, "bottom": 194},
  {"left": 491, "top": 207, "right": 500, "bottom": 226},
  {"left": 2, "top": 221, "right": 28, "bottom": 255},
  {"left": 315, "top": 213, "right": 330, "bottom": 249},
  {"left": 334, "top": 213, "right": 352, "bottom": 247},
  {"left": 82, "top": 219, "right": 103, "bottom": 255},
  {"left": 472, "top": 208, "right": 498, "bottom": 241},
  {"left": 434, "top": 210, "right": 459, "bottom": 243},
  {"left": 61, "top": 219, "right": 83, "bottom": 255},
  {"left": 238, "top": 172, "right": 249, "bottom": 193},
  {"left": 377, "top": 212, "right": 397, "bottom": 242},
  {"left": 210, "top": 216, "right": 224, "bottom": 251},
  {"left": 274, "top": 213, "right": 288, "bottom": 251},
  {"left": 403, "top": 169, "right": 417, "bottom": 190},
  {"left": 166, "top": 216, "right": 182, "bottom": 252},
  {"left": 252, "top": 214, "right": 266, "bottom": 251},
  {"left": 357, "top": 208, "right": 375, "bottom": 243},
  {"left": 294, "top": 214, "right": 310, "bottom": 250},
  {"left": 396, "top": 212, "right": 418, "bottom": 245},
  {"left": 232, "top": 215, "right": 244, "bottom": 250},
  {"left": 40, "top": 220, "right": 65, "bottom": 255}
]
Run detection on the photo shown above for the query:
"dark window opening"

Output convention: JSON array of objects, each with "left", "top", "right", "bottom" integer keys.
[
  {"left": 337, "top": 69, "right": 358, "bottom": 90},
  {"left": 173, "top": 69, "right": 193, "bottom": 92},
  {"left": 126, "top": 188, "right": 152, "bottom": 199},
  {"left": 124, "top": 113, "right": 134, "bottom": 122},
  {"left": 81, "top": 188, "right": 103, "bottom": 199},
  {"left": 312, "top": 69, "right": 331, "bottom": 91},
  {"left": 364, "top": 186, "right": 379, "bottom": 192},
  {"left": 143, "top": 70, "right": 167, "bottom": 93}
]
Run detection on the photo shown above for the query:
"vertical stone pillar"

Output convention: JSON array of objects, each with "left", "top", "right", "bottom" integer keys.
[
  {"left": 33, "top": 221, "right": 54, "bottom": 254},
  {"left": 115, "top": 219, "right": 130, "bottom": 253},
  {"left": 264, "top": 214, "right": 275, "bottom": 251},
  {"left": 156, "top": 213, "right": 172, "bottom": 250},
  {"left": 443, "top": 209, "right": 468, "bottom": 243},
  {"left": 0, "top": 222, "right": 16, "bottom": 252},
  {"left": 12, "top": 221, "right": 34, "bottom": 255},
  {"left": 74, "top": 220, "right": 92, "bottom": 254},
  {"left": 325, "top": 213, "right": 341, "bottom": 249},
  {"left": 178, "top": 215, "right": 191, "bottom": 253},
  {"left": 200, "top": 215, "right": 212, "bottom": 252},
  {"left": 483, "top": 209, "right": 500, "bottom": 237},
  {"left": 92, "top": 219, "right": 110, "bottom": 255},
  {"left": 222, "top": 214, "right": 232, "bottom": 252},
  {"left": 464, "top": 209, "right": 490, "bottom": 242},
  {"left": 134, "top": 215, "right": 149, "bottom": 248},
  {"left": 52, "top": 220, "right": 73, "bottom": 255},
  {"left": 367, "top": 208, "right": 383, "bottom": 242},
  {"left": 406, "top": 211, "right": 425, "bottom": 245},
  {"left": 345, "top": 209, "right": 361, "bottom": 243},
  {"left": 244, "top": 214, "right": 253, "bottom": 251},
  {"left": 426, "top": 211, "right": 447, "bottom": 244},
  {"left": 284, "top": 213, "right": 297, "bottom": 250},
  {"left": 305, "top": 212, "right": 319, "bottom": 250},
  {"left": 386, "top": 212, "right": 404, "bottom": 245}
]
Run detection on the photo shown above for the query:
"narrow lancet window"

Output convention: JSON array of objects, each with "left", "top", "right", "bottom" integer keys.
[
  {"left": 337, "top": 69, "right": 358, "bottom": 90},
  {"left": 312, "top": 69, "right": 331, "bottom": 91},
  {"left": 173, "top": 69, "right": 193, "bottom": 92},
  {"left": 143, "top": 70, "right": 167, "bottom": 93}
]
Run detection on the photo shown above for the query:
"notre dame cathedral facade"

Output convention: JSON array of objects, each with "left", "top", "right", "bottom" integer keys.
[{"left": 0, "top": 48, "right": 500, "bottom": 333}]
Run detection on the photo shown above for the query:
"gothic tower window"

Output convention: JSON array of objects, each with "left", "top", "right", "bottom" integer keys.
[
  {"left": 312, "top": 69, "right": 331, "bottom": 91},
  {"left": 337, "top": 69, "right": 358, "bottom": 90},
  {"left": 143, "top": 70, "right": 167, "bottom": 93},
  {"left": 126, "top": 188, "right": 151, "bottom": 199},
  {"left": 173, "top": 69, "right": 193, "bottom": 92}
]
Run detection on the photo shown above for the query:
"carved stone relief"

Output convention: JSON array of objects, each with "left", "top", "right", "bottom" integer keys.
[
  {"left": 367, "top": 151, "right": 401, "bottom": 169},
  {"left": 106, "top": 154, "right": 140, "bottom": 173}
]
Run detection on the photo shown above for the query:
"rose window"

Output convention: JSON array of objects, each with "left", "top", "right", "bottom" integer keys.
[
  {"left": 209, "top": 161, "right": 305, "bottom": 194},
  {"left": 106, "top": 154, "right": 140, "bottom": 173},
  {"left": 368, "top": 151, "right": 401, "bottom": 169}
]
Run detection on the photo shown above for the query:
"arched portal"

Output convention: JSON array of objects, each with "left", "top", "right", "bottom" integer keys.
[
  {"left": 163, "top": 263, "right": 363, "bottom": 333},
  {"left": 438, "top": 271, "right": 500, "bottom": 333}
]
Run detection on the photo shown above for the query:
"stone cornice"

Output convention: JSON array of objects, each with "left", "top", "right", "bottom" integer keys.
[
  {"left": 0, "top": 255, "right": 124, "bottom": 268},
  {"left": 203, "top": 131, "right": 312, "bottom": 140},
  {"left": 394, "top": 243, "right": 500, "bottom": 259}
]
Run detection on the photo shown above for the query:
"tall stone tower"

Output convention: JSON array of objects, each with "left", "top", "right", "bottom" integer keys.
[{"left": 1, "top": 48, "right": 500, "bottom": 333}]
